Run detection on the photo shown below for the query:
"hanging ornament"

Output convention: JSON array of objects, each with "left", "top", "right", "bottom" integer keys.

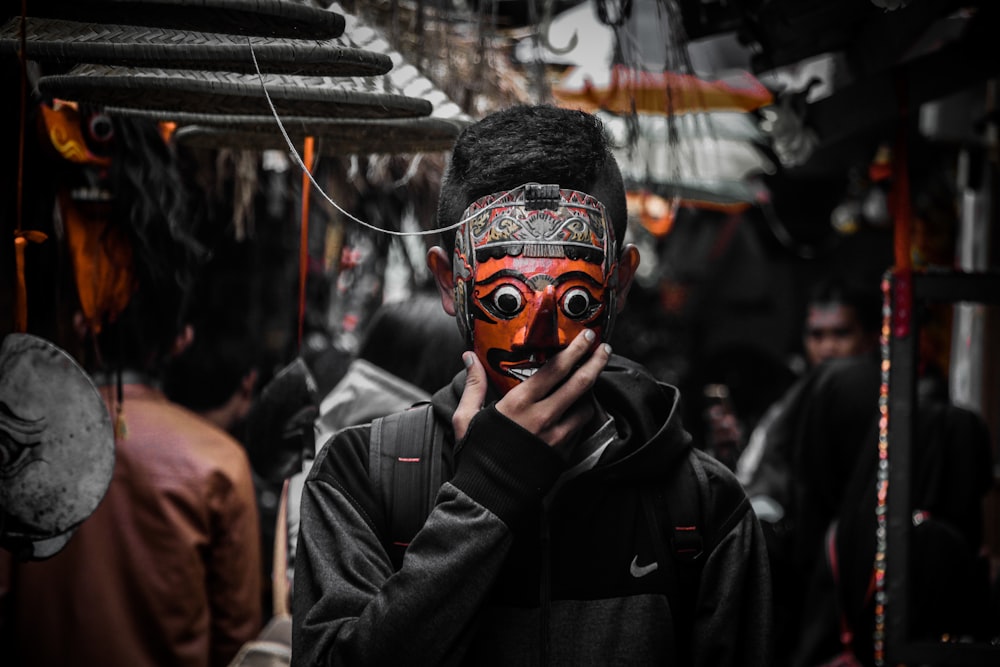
[{"left": 0, "top": 333, "right": 115, "bottom": 561}]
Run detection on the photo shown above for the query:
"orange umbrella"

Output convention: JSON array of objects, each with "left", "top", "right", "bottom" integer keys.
[{"left": 554, "top": 64, "right": 773, "bottom": 115}]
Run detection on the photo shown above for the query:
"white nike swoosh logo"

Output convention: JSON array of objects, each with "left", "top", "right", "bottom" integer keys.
[{"left": 630, "top": 555, "right": 659, "bottom": 578}]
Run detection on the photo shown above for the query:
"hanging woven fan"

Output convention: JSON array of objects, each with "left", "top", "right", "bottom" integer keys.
[
  {"left": 0, "top": 333, "right": 115, "bottom": 561},
  {"left": 168, "top": 115, "right": 469, "bottom": 154},
  {"left": 38, "top": 64, "right": 434, "bottom": 119},
  {"left": 0, "top": 16, "right": 391, "bottom": 76},
  {"left": 22, "top": 0, "right": 346, "bottom": 40}
]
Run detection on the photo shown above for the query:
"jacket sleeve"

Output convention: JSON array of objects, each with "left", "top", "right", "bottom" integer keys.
[
  {"left": 206, "top": 446, "right": 264, "bottom": 667},
  {"left": 291, "top": 406, "right": 565, "bottom": 667},
  {"left": 692, "top": 454, "right": 774, "bottom": 667}
]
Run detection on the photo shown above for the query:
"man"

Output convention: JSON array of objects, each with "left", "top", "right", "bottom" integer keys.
[
  {"left": 733, "top": 276, "right": 882, "bottom": 666},
  {"left": 736, "top": 276, "right": 881, "bottom": 490},
  {"left": 292, "top": 104, "right": 771, "bottom": 666}
]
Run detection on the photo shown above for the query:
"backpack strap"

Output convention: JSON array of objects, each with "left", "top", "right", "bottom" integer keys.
[
  {"left": 641, "top": 450, "right": 707, "bottom": 664},
  {"left": 368, "top": 403, "right": 443, "bottom": 569}
]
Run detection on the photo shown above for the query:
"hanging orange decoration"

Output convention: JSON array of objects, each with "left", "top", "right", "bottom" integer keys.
[
  {"left": 13, "top": 230, "right": 48, "bottom": 332},
  {"left": 61, "top": 192, "right": 137, "bottom": 335},
  {"left": 37, "top": 99, "right": 137, "bottom": 334},
  {"left": 297, "top": 136, "right": 315, "bottom": 352},
  {"left": 627, "top": 191, "right": 677, "bottom": 238},
  {"left": 554, "top": 64, "right": 773, "bottom": 115}
]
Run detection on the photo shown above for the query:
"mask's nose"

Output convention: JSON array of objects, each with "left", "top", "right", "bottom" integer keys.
[{"left": 522, "top": 285, "right": 561, "bottom": 351}]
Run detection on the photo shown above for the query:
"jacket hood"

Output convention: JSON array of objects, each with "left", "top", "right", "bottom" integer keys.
[
  {"left": 430, "top": 354, "right": 691, "bottom": 482},
  {"left": 315, "top": 359, "right": 431, "bottom": 446}
]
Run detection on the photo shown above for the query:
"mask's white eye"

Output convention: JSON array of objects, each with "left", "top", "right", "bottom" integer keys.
[
  {"left": 491, "top": 285, "right": 524, "bottom": 317},
  {"left": 561, "top": 288, "right": 592, "bottom": 318},
  {"left": 88, "top": 113, "right": 114, "bottom": 143}
]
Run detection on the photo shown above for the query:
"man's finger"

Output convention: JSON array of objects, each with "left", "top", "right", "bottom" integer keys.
[
  {"left": 521, "top": 329, "right": 598, "bottom": 399},
  {"left": 453, "top": 351, "right": 487, "bottom": 440},
  {"left": 561, "top": 341, "right": 612, "bottom": 395},
  {"left": 542, "top": 341, "right": 611, "bottom": 416}
]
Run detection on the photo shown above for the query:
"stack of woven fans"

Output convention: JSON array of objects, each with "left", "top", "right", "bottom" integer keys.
[{"left": 2, "top": 0, "right": 471, "bottom": 153}]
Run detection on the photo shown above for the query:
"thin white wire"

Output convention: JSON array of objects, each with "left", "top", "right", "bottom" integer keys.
[{"left": 247, "top": 39, "right": 465, "bottom": 238}]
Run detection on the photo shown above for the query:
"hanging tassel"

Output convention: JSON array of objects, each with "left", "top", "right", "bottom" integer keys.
[
  {"left": 12, "top": 3, "right": 49, "bottom": 332},
  {"left": 13, "top": 230, "right": 48, "bottom": 332},
  {"left": 112, "top": 324, "right": 128, "bottom": 440},
  {"left": 889, "top": 73, "right": 913, "bottom": 342},
  {"left": 297, "top": 136, "right": 315, "bottom": 353},
  {"left": 113, "top": 365, "right": 127, "bottom": 441}
]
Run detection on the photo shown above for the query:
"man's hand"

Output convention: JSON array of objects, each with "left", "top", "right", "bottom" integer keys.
[{"left": 452, "top": 330, "right": 611, "bottom": 455}]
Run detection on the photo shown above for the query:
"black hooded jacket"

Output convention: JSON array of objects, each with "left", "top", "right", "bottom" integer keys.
[{"left": 292, "top": 355, "right": 772, "bottom": 666}]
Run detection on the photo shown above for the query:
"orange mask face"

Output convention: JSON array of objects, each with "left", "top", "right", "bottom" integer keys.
[{"left": 453, "top": 184, "right": 618, "bottom": 394}]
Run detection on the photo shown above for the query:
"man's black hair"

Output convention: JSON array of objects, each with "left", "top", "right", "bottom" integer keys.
[
  {"left": 806, "top": 275, "right": 882, "bottom": 335},
  {"left": 90, "top": 114, "right": 207, "bottom": 376},
  {"left": 435, "top": 104, "right": 628, "bottom": 255},
  {"left": 162, "top": 329, "right": 258, "bottom": 412}
]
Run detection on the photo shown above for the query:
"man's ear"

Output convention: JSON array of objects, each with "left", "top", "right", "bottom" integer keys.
[
  {"left": 426, "top": 246, "right": 456, "bottom": 316},
  {"left": 613, "top": 244, "right": 640, "bottom": 313}
]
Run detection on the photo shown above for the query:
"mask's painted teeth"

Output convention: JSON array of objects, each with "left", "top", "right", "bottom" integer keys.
[
  {"left": 508, "top": 367, "right": 539, "bottom": 381},
  {"left": 70, "top": 187, "right": 112, "bottom": 202}
]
